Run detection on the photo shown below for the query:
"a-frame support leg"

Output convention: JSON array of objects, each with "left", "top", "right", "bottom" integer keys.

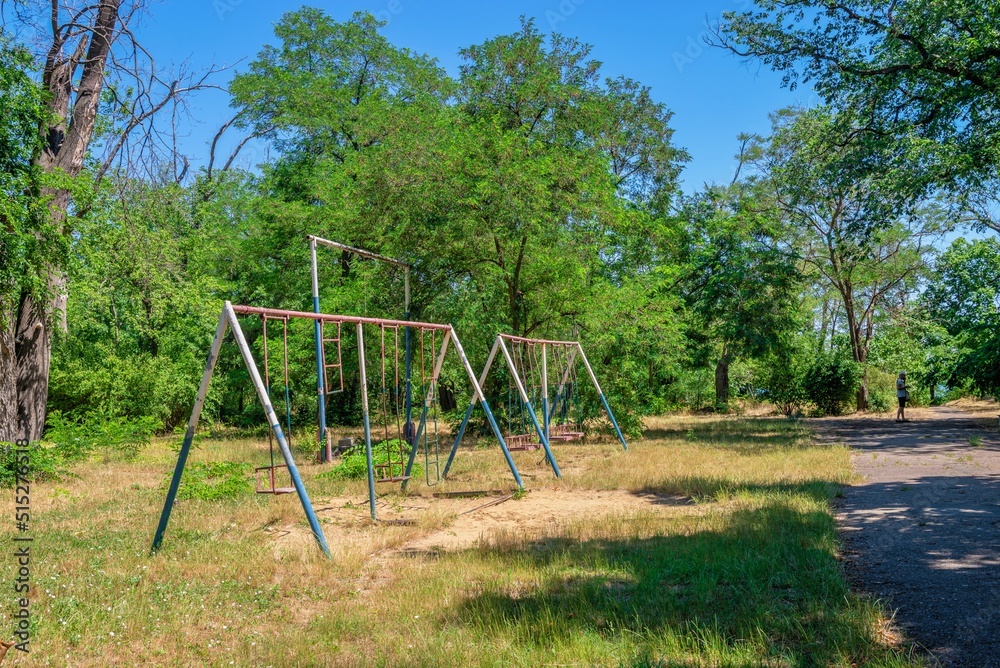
[
  {"left": 151, "top": 307, "right": 229, "bottom": 555},
  {"left": 577, "top": 344, "right": 628, "bottom": 451},
  {"left": 442, "top": 337, "right": 500, "bottom": 478}
]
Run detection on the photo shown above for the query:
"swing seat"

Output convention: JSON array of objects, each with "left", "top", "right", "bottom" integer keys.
[
  {"left": 506, "top": 434, "right": 543, "bottom": 451},
  {"left": 374, "top": 463, "right": 411, "bottom": 484},
  {"left": 549, "top": 424, "right": 584, "bottom": 441},
  {"left": 254, "top": 465, "right": 296, "bottom": 495}
]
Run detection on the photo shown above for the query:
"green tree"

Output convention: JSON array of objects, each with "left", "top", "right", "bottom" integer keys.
[
  {"left": 227, "top": 12, "right": 689, "bottom": 429},
  {"left": 678, "top": 184, "right": 802, "bottom": 408},
  {"left": 746, "top": 108, "right": 940, "bottom": 410},
  {"left": 716, "top": 0, "right": 1000, "bottom": 230},
  {"left": 923, "top": 237, "right": 1000, "bottom": 393},
  {"left": 0, "top": 38, "right": 48, "bottom": 442}
]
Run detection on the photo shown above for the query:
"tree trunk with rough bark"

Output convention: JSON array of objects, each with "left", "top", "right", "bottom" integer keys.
[
  {"left": 715, "top": 347, "right": 731, "bottom": 410},
  {"left": 5, "top": 0, "right": 121, "bottom": 441}
]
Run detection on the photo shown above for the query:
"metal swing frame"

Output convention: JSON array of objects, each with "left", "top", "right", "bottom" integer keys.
[
  {"left": 308, "top": 235, "right": 413, "bottom": 464},
  {"left": 151, "top": 302, "right": 525, "bottom": 557},
  {"left": 257, "top": 313, "right": 296, "bottom": 495},
  {"left": 444, "top": 334, "right": 629, "bottom": 483}
]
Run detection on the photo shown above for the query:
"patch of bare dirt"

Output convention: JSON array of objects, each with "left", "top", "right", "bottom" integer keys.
[{"left": 265, "top": 488, "right": 689, "bottom": 559}]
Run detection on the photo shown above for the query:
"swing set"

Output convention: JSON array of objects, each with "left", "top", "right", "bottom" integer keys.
[
  {"left": 151, "top": 302, "right": 526, "bottom": 556},
  {"left": 444, "top": 333, "right": 628, "bottom": 483},
  {"left": 308, "top": 235, "right": 413, "bottom": 464}
]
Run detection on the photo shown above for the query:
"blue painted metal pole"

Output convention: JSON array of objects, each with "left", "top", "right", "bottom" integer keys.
[
  {"left": 524, "top": 401, "right": 560, "bottom": 478},
  {"left": 599, "top": 393, "right": 628, "bottom": 450},
  {"left": 577, "top": 345, "right": 628, "bottom": 451},
  {"left": 151, "top": 308, "right": 229, "bottom": 555},
  {"left": 497, "top": 338, "right": 560, "bottom": 478},
  {"left": 442, "top": 337, "right": 501, "bottom": 478},
  {"left": 356, "top": 322, "right": 378, "bottom": 521},
  {"left": 442, "top": 402, "right": 475, "bottom": 478},
  {"left": 226, "top": 303, "right": 332, "bottom": 556},
  {"left": 310, "top": 239, "right": 329, "bottom": 461},
  {"left": 451, "top": 332, "right": 524, "bottom": 489},
  {"left": 402, "top": 331, "right": 450, "bottom": 490},
  {"left": 402, "top": 402, "right": 429, "bottom": 490},
  {"left": 481, "top": 399, "right": 524, "bottom": 489}
]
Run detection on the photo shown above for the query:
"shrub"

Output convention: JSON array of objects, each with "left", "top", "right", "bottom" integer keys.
[
  {"left": 170, "top": 462, "right": 254, "bottom": 501},
  {"left": 45, "top": 410, "right": 158, "bottom": 462},
  {"left": 319, "top": 439, "right": 423, "bottom": 481},
  {"left": 0, "top": 443, "right": 68, "bottom": 487},
  {"left": 803, "top": 352, "right": 862, "bottom": 416},
  {"left": 868, "top": 389, "right": 892, "bottom": 414}
]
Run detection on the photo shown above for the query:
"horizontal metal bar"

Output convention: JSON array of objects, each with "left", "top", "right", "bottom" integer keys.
[
  {"left": 230, "top": 304, "right": 451, "bottom": 331},
  {"left": 498, "top": 333, "right": 578, "bottom": 346},
  {"left": 306, "top": 235, "right": 410, "bottom": 269}
]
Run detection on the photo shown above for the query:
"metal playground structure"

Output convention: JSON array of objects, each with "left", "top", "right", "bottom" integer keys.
[
  {"left": 307, "top": 235, "right": 413, "bottom": 463},
  {"left": 150, "top": 301, "right": 525, "bottom": 557},
  {"left": 444, "top": 333, "right": 628, "bottom": 482}
]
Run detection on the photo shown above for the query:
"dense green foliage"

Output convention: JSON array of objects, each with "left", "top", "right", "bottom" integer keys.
[
  {"left": 319, "top": 439, "right": 422, "bottom": 481},
  {"left": 0, "top": 37, "right": 53, "bottom": 322},
  {"left": 0, "top": 7, "right": 988, "bottom": 445},
  {"left": 802, "top": 345, "right": 863, "bottom": 416}
]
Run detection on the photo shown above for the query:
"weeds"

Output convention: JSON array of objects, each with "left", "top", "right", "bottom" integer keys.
[{"left": 170, "top": 461, "right": 254, "bottom": 501}]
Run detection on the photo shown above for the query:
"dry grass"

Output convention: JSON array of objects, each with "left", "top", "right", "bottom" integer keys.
[{"left": 0, "top": 415, "right": 922, "bottom": 667}]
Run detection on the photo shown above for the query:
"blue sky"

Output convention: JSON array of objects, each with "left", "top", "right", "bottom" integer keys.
[{"left": 140, "top": 0, "right": 820, "bottom": 191}]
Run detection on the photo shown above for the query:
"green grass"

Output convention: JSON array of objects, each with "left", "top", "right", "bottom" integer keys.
[{"left": 0, "top": 415, "right": 922, "bottom": 667}]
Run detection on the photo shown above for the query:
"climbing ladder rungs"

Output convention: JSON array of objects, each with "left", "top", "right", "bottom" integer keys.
[{"left": 320, "top": 321, "right": 345, "bottom": 393}]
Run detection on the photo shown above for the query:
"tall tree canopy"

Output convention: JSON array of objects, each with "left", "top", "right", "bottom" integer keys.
[
  {"left": 745, "top": 107, "right": 940, "bottom": 409},
  {"left": 716, "top": 0, "right": 1000, "bottom": 229}
]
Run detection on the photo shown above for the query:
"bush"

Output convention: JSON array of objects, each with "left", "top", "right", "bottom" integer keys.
[
  {"left": 0, "top": 443, "right": 68, "bottom": 487},
  {"left": 868, "top": 389, "right": 892, "bottom": 414},
  {"left": 46, "top": 410, "right": 158, "bottom": 462},
  {"left": 170, "top": 462, "right": 254, "bottom": 501},
  {"left": 803, "top": 352, "right": 862, "bottom": 416},
  {"left": 319, "top": 439, "right": 423, "bottom": 481}
]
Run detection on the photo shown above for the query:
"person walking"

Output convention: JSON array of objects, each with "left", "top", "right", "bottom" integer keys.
[{"left": 896, "top": 372, "right": 909, "bottom": 423}]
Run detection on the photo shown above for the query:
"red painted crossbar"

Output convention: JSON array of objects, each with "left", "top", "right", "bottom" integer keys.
[
  {"left": 498, "top": 333, "right": 578, "bottom": 346},
  {"left": 230, "top": 304, "right": 452, "bottom": 331}
]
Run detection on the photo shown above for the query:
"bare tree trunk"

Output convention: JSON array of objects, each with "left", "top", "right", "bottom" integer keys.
[
  {"left": 14, "top": 292, "right": 52, "bottom": 441},
  {"left": 715, "top": 346, "right": 731, "bottom": 410},
  {"left": 840, "top": 288, "right": 869, "bottom": 412}
]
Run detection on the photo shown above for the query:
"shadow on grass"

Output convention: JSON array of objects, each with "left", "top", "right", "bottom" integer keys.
[
  {"left": 447, "top": 482, "right": 915, "bottom": 668},
  {"left": 641, "top": 418, "right": 818, "bottom": 454},
  {"left": 632, "top": 477, "right": 842, "bottom": 504}
]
